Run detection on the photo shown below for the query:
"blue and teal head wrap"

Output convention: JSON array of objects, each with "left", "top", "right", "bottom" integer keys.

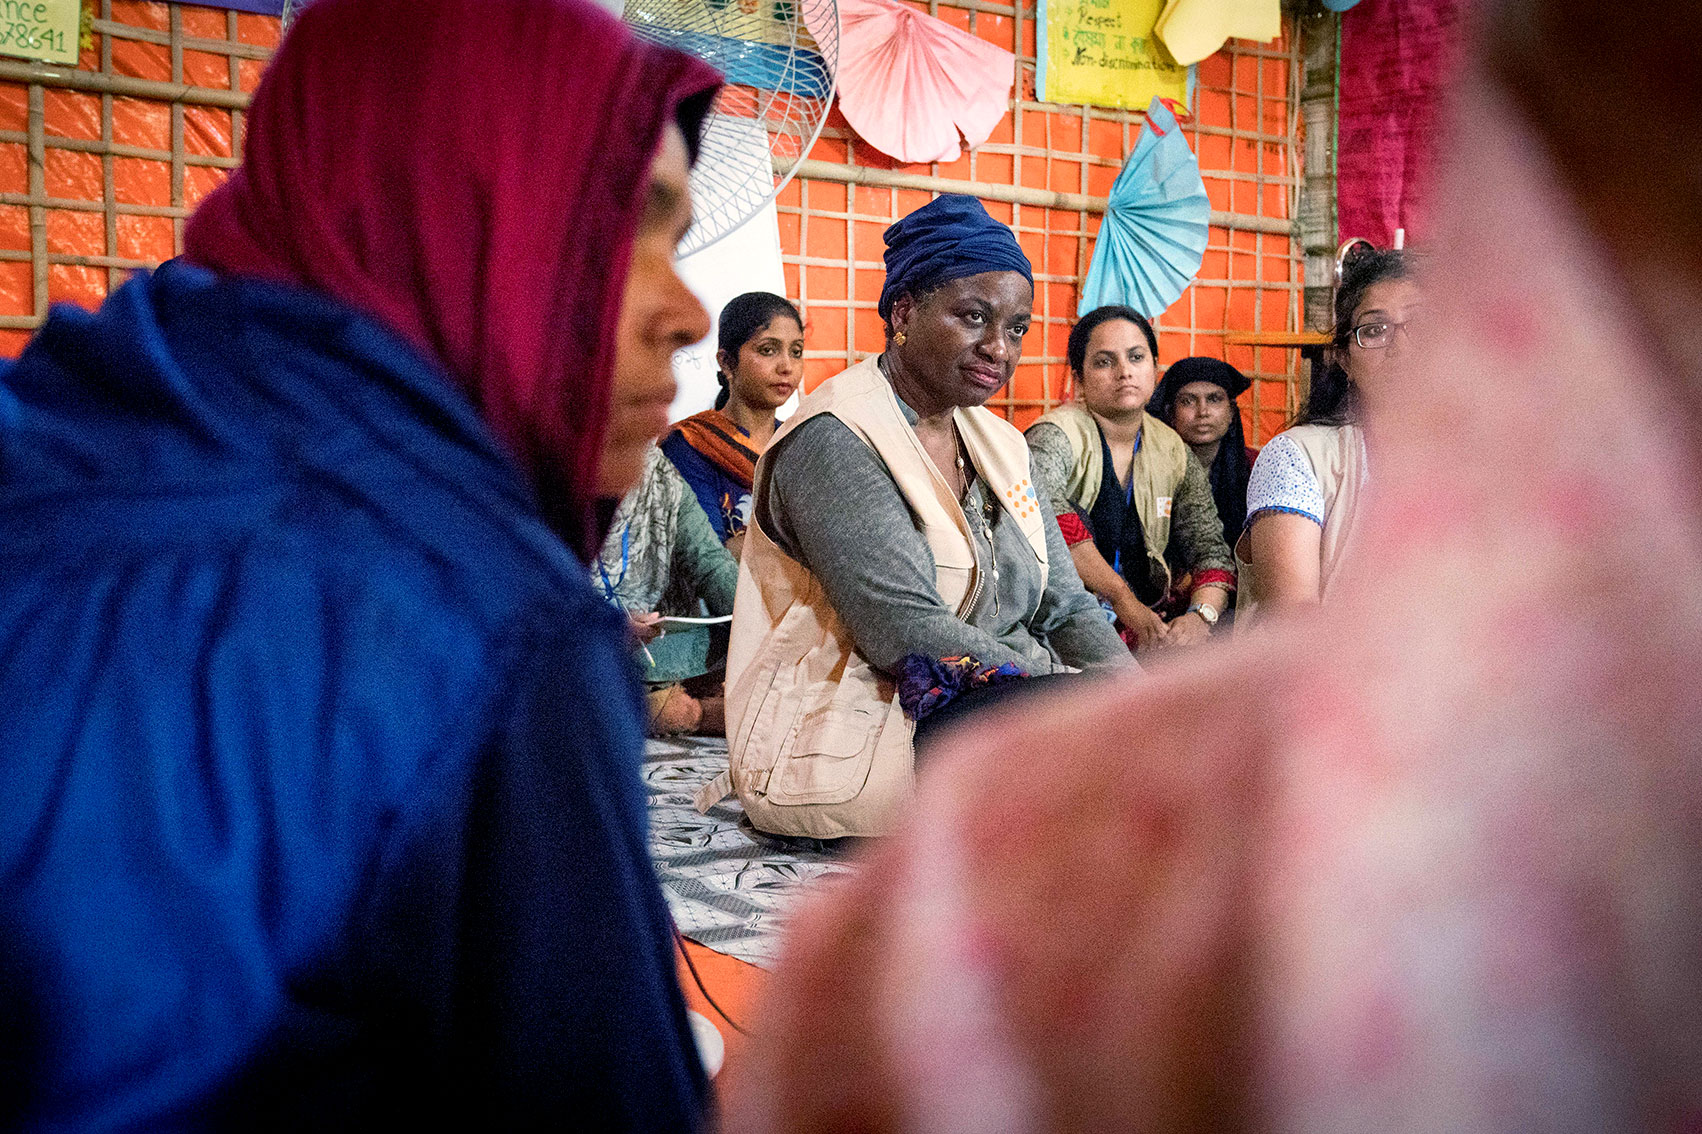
[{"left": 878, "top": 194, "right": 1034, "bottom": 321}]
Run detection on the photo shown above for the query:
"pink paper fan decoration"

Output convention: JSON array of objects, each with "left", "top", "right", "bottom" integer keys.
[{"left": 836, "top": 0, "right": 1017, "bottom": 165}]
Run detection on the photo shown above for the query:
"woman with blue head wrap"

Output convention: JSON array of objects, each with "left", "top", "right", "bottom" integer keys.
[
  {"left": 711, "top": 195, "right": 1132, "bottom": 840},
  {"left": 875, "top": 194, "right": 1036, "bottom": 481}
]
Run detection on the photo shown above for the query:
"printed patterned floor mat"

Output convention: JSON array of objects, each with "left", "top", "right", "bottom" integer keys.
[{"left": 644, "top": 736, "right": 861, "bottom": 969}]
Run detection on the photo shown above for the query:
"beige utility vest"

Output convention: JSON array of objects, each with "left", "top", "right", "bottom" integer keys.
[
  {"left": 1234, "top": 422, "right": 1366, "bottom": 630},
  {"left": 1029, "top": 403, "right": 1190, "bottom": 594},
  {"left": 696, "top": 358, "right": 1049, "bottom": 839}
]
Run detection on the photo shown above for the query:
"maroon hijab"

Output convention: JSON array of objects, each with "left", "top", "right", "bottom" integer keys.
[{"left": 184, "top": 0, "right": 720, "bottom": 556}]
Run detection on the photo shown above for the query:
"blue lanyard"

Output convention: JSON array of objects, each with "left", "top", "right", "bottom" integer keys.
[
  {"left": 1111, "top": 473, "right": 1137, "bottom": 576},
  {"left": 1111, "top": 432, "right": 1142, "bottom": 576},
  {"left": 596, "top": 526, "right": 630, "bottom": 603}
]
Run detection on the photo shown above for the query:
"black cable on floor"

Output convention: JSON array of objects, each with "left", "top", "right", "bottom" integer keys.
[{"left": 675, "top": 927, "right": 749, "bottom": 1035}]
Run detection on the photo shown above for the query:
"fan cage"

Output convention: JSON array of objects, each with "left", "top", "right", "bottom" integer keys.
[{"left": 624, "top": 0, "right": 839, "bottom": 254}]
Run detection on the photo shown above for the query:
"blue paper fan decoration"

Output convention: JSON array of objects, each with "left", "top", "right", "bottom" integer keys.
[{"left": 1079, "top": 97, "right": 1211, "bottom": 319}]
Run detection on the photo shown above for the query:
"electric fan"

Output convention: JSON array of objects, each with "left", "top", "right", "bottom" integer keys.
[
  {"left": 279, "top": 0, "right": 315, "bottom": 29},
  {"left": 623, "top": 0, "right": 840, "bottom": 254}
]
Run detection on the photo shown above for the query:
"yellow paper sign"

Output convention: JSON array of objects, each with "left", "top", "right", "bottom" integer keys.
[
  {"left": 1039, "top": 0, "right": 1188, "bottom": 111},
  {"left": 0, "top": 0, "right": 80, "bottom": 66}
]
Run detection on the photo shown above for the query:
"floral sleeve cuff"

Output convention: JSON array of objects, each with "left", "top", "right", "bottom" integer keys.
[{"left": 896, "top": 654, "right": 1029, "bottom": 721}]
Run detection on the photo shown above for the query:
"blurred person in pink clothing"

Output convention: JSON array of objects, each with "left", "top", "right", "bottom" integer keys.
[{"left": 723, "top": 0, "right": 1702, "bottom": 1130}]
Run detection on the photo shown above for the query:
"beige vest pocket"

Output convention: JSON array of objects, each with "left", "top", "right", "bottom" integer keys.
[{"left": 766, "top": 704, "right": 887, "bottom": 806}]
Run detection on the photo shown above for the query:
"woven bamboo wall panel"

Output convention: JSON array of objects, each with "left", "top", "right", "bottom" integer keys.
[
  {"left": 0, "top": 0, "right": 274, "bottom": 357},
  {"left": 0, "top": 0, "right": 1303, "bottom": 442},
  {"left": 780, "top": 1, "right": 1303, "bottom": 442}
]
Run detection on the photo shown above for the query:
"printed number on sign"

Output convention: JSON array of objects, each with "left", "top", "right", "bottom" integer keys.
[{"left": 0, "top": 25, "right": 64, "bottom": 51}]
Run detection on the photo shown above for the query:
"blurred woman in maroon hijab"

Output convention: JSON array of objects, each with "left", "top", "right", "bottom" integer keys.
[{"left": 0, "top": 0, "right": 723, "bottom": 1128}]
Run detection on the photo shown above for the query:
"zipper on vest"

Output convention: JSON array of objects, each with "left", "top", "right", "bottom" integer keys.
[
  {"left": 956, "top": 464, "right": 1000, "bottom": 622},
  {"left": 958, "top": 562, "right": 984, "bottom": 621},
  {"left": 959, "top": 499, "right": 985, "bottom": 619},
  {"left": 979, "top": 502, "right": 1000, "bottom": 617}
]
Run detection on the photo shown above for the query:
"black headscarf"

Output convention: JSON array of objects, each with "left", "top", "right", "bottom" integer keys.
[{"left": 1150, "top": 357, "right": 1255, "bottom": 546}]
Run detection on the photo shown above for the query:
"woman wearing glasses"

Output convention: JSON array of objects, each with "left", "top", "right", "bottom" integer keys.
[{"left": 1236, "top": 247, "right": 1418, "bottom": 624}]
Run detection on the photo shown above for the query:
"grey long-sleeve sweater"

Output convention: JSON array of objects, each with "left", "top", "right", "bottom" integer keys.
[{"left": 757, "top": 405, "right": 1132, "bottom": 677}]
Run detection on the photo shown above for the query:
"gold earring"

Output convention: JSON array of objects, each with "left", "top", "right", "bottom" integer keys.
[{"left": 893, "top": 331, "right": 907, "bottom": 346}]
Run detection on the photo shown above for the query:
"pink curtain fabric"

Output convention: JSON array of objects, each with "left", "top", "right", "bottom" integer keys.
[{"left": 1336, "top": 0, "right": 1462, "bottom": 249}]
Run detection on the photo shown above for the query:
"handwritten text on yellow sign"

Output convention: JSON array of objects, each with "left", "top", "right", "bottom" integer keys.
[
  {"left": 1042, "top": 0, "right": 1187, "bottom": 111},
  {"left": 0, "top": 0, "right": 80, "bottom": 66}
]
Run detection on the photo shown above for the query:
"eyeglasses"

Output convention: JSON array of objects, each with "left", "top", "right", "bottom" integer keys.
[{"left": 1349, "top": 318, "right": 1426, "bottom": 350}]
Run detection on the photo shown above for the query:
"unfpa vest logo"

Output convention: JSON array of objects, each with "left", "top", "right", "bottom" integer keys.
[{"left": 1004, "top": 478, "right": 1039, "bottom": 522}]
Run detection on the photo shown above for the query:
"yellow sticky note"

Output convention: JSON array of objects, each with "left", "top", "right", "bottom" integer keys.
[
  {"left": 1040, "top": 0, "right": 1189, "bottom": 111},
  {"left": 1154, "top": 0, "right": 1280, "bottom": 66},
  {"left": 0, "top": 0, "right": 81, "bottom": 66}
]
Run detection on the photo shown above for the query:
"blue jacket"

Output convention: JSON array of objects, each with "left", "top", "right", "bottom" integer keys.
[{"left": 0, "top": 262, "right": 706, "bottom": 1131}]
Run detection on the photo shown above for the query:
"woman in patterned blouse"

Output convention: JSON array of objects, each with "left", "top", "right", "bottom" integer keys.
[{"left": 1239, "top": 248, "right": 1422, "bottom": 621}]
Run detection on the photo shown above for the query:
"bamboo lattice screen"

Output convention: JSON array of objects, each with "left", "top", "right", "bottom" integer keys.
[
  {"left": 780, "top": 2, "right": 1305, "bottom": 440},
  {"left": 0, "top": 1, "right": 271, "bottom": 353},
  {"left": 0, "top": 0, "right": 1306, "bottom": 441}
]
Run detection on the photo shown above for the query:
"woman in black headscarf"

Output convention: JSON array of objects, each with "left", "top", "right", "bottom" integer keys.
[{"left": 1151, "top": 356, "right": 1258, "bottom": 548}]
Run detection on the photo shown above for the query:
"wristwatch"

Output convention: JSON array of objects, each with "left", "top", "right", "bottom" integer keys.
[{"left": 1186, "top": 602, "right": 1220, "bottom": 628}]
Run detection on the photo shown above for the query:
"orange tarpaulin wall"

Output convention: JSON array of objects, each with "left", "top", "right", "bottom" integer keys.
[
  {"left": 779, "top": 4, "right": 1302, "bottom": 441},
  {"left": 0, "top": 1, "right": 1303, "bottom": 442},
  {"left": 0, "top": 2, "right": 275, "bottom": 354}
]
